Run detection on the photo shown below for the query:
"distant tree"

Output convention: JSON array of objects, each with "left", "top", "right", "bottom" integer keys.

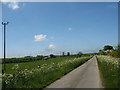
[
  {"left": 103, "top": 45, "right": 113, "bottom": 51},
  {"left": 24, "top": 56, "right": 33, "bottom": 58},
  {"left": 98, "top": 45, "right": 114, "bottom": 55},
  {"left": 36, "top": 55, "right": 44, "bottom": 60},
  {"left": 50, "top": 54, "right": 56, "bottom": 58},
  {"left": 67, "top": 52, "right": 70, "bottom": 56},
  {"left": 62, "top": 52, "right": 65, "bottom": 57},
  {"left": 77, "top": 52, "right": 83, "bottom": 57},
  {"left": 99, "top": 50, "right": 102, "bottom": 52},
  {"left": 24, "top": 56, "right": 33, "bottom": 61}
]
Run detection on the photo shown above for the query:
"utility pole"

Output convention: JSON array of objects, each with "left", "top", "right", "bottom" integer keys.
[{"left": 2, "top": 22, "right": 9, "bottom": 71}]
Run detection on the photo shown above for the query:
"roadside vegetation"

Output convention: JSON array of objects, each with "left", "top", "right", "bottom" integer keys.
[
  {"left": 97, "top": 55, "right": 119, "bottom": 88},
  {"left": 2, "top": 55, "right": 92, "bottom": 88},
  {"left": 97, "top": 45, "right": 120, "bottom": 88},
  {"left": 2, "top": 44, "right": 119, "bottom": 88},
  {"left": 4, "top": 56, "right": 76, "bottom": 74}
]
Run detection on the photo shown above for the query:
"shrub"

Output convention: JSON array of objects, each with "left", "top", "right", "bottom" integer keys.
[{"left": 112, "top": 45, "right": 120, "bottom": 58}]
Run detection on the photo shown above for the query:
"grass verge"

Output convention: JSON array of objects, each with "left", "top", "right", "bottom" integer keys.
[
  {"left": 2, "top": 56, "right": 91, "bottom": 88},
  {"left": 97, "top": 55, "right": 119, "bottom": 88}
]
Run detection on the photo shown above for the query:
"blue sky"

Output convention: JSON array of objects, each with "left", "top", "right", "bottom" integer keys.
[{"left": 1, "top": 2, "right": 118, "bottom": 58}]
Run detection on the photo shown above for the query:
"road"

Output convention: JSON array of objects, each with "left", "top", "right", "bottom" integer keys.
[{"left": 45, "top": 56, "right": 103, "bottom": 88}]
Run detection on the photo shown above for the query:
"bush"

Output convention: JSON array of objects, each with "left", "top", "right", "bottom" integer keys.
[
  {"left": 106, "top": 50, "right": 115, "bottom": 56},
  {"left": 103, "top": 45, "right": 113, "bottom": 51},
  {"left": 112, "top": 45, "right": 120, "bottom": 58}
]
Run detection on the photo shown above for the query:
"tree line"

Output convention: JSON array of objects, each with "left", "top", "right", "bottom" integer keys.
[
  {"left": 2, "top": 52, "right": 94, "bottom": 64},
  {"left": 3, "top": 44, "right": 119, "bottom": 64}
]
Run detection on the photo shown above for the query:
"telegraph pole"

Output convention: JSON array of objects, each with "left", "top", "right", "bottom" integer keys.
[{"left": 2, "top": 22, "right": 9, "bottom": 71}]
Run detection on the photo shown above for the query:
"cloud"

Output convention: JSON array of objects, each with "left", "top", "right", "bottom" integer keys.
[
  {"left": 1, "top": 0, "right": 12, "bottom": 2},
  {"left": 34, "top": 34, "right": 47, "bottom": 42},
  {"left": 2, "top": 0, "right": 20, "bottom": 10},
  {"left": 48, "top": 44, "right": 56, "bottom": 50},
  {"left": 68, "top": 27, "right": 73, "bottom": 31},
  {"left": 8, "top": 2, "right": 20, "bottom": 10}
]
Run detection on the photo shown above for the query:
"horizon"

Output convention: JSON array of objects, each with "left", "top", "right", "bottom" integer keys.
[
  {"left": 1, "top": 2, "right": 118, "bottom": 58},
  {"left": 0, "top": 51, "right": 98, "bottom": 58}
]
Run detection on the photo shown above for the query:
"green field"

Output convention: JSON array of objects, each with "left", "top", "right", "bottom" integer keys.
[
  {"left": 97, "top": 55, "right": 119, "bottom": 88},
  {"left": 4, "top": 56, "right": 77, "bottom": 74},
  {"left": 2, "top": 56, "right": 91, "bottom": 88}
]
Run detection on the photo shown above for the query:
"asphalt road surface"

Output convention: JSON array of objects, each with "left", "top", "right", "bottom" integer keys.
[{"left": 46, "top": 56, "right": 103, "bottom": 88}]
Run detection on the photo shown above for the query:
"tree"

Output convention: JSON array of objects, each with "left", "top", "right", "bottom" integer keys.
[
  {"left": 77, "top": 52, "right": 83, "bottom": 57},
  {"left": 62, "top": 52, "right": 65, "bottom": 57},
  {"left": 24, "top": 56, "right": 33, "bottom": 58},
  {"left": 103, "top": 45, "right": 113, "bottom": 51},
  {"left": 24, "top": 56, "right": 33, "bottom": 61},
  {"left": 67, "top": 52, "right": 70, "bottom": 56},
  {"left": 50, "top": 54, "right": 55, "bottom": 58},
  {"left": 99, "top": 50, "right": 102, "bottom": 52},
  {"left": 36, "top": 55, "right": 44, "bottom": 60}
]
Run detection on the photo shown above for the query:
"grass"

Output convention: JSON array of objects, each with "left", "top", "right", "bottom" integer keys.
[
  {"left": 0, "top": 59, "right": 2, "bottom": 90},
  {"left": 2, "top": 56, "right": 91, "bottom": 88},
  {"left": 97, "top": 55, "right": 119, "bottom": 88},
  {"left": 4, "top": 56, "right": 76, "bottom": 74}
]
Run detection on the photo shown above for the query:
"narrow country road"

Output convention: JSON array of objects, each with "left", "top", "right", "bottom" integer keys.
[{"left": 45, "top": 56, "right": 103, "bottom": 88}]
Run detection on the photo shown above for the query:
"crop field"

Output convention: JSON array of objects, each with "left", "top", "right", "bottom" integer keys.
[
  {"left": 2, "top": 56, "right": 91, "bottom": 88},
  {"left": 97, "top": 55, "right": 120, "bottom": 88}
]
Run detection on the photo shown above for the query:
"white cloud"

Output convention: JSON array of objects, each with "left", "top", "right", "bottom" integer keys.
[
  {"left": 8, "top": 2, "right": 20, "bottom": 10},
  {"left": 48, "top": 44, "right": 56, "bottom": 50},
  {"left": 2, "top": 0, "right": 20, "bottom": 10},
  {"left": 68, "top": 27, "right": 73, "bottom": 31},
  {"left": 34, "top": 34, "right": 47, "bottom": 42},
  {"left": 1, "top": 0, "right": 12, "bottom": 2}
]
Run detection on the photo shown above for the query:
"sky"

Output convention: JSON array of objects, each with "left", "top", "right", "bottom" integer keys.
[{"left": 1, "top": 2, "right": 118, "bottom": 58}]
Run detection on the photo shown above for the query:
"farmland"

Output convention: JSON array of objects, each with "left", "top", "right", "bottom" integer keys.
[
  {"left": 3, "top": 56, "right": 78, "bottom": 74},
  {"left": 2, "top": 56, "right": 92, "bottom": 88}
]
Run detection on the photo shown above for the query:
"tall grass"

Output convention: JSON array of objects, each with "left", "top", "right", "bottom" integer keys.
[
  {"left": 97, "top": 55, "right": 119, "bottom": 88},
  {"left": 2, "top": 56, "right": 91, "bottom": 88}
]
